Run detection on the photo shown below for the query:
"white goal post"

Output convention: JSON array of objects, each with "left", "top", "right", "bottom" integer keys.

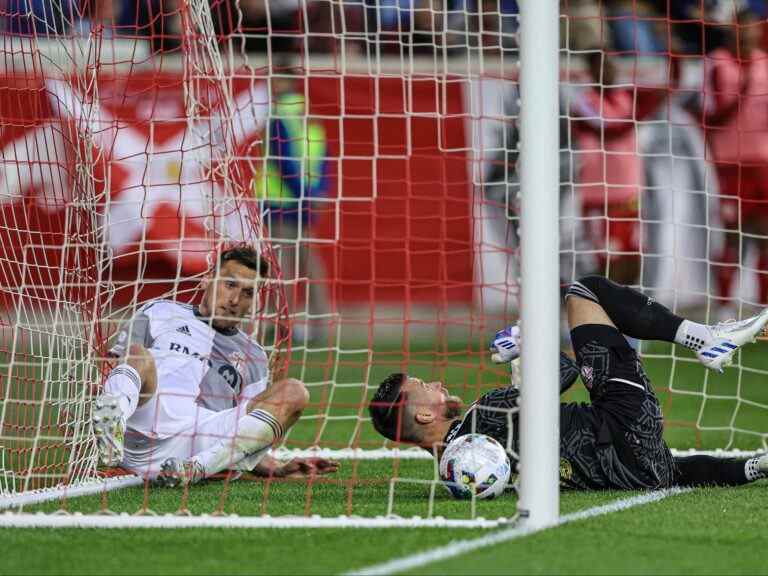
[{"left": 517, "top": 0, "right": 560, "bottom": 529}]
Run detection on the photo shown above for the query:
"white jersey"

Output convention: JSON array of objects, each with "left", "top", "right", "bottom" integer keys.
[{"left": 109, "top": 299, "right": 269, "bottom": 439}]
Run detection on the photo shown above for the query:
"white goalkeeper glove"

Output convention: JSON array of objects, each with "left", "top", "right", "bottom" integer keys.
[{"left": 490, "top": 324, "right": 521, "bottom": 364}]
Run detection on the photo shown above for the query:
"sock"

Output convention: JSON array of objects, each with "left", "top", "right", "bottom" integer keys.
[
  {"left": 567, "top": 276, "right": 684, "bottom": 342},
  {"left": 744, "top": 455, "right": 768, "bottom": 482},
  {"left": 674, "top": 320, "right": 713, "bottom": 352},
  {"left": 192, "top": 408, "right": 284, "bottom": 476},
  {"left": 675, "top": 455, "right": 760, "bottom": 487},
  {"left": 103, "top": 364, "right": 141, "bottom": 419}
]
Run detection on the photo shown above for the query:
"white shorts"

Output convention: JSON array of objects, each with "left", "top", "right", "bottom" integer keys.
[
  {"left": 121, "top": 349, "right": 270, "bottom": 479},
  {"left": 121, "top": 402, "right": 253, "bottom": 479}
]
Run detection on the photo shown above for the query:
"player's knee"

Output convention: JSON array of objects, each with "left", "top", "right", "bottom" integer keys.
[
  {"left": 574, "top": 275, "right": 603, "bottom": 295},
  {"left": 279, "top": 378, "right": 310, "bottom": 413},
  {"left": 566, "top": 295, "right": 580, "bottom": 316},
  {"left": 567, "top": 275, "right": 617, "bottom": 308},
  {"left": 124, "top": 344, "right": 154, "bottom": 382}
]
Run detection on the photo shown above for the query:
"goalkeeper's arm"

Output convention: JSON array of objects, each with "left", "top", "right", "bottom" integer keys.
[{"left": 490, "top": 325, "right": 580, "bottom": 394}]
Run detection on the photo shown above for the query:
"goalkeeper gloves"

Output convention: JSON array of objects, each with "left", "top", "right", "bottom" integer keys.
[{"left": 490, "top": 324, "right": 521, "bottom": 364}]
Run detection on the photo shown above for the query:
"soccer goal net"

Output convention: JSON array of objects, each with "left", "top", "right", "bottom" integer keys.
[{"left": 0, "top": 0, "right": 767, "bottom": 527}]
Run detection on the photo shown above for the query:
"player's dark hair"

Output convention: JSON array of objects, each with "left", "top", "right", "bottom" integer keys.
[
  {"left": 369, "top": 373, "right": 413, "bottom": 443},
  {"left": 219, "top": 245, "right": 269, "bottom": 278}
]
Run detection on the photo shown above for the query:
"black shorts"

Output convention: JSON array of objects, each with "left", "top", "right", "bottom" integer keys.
[
  {"left": 567, "top": 324, "right": 674, "bottom": 489},
  {"left": 570, "top": 324, "right": 650, "bottom": 404}
]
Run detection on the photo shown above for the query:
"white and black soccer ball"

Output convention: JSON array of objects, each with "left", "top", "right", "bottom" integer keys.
[{"left": 439, "top": 433, "right": 511, "bottom": 500}]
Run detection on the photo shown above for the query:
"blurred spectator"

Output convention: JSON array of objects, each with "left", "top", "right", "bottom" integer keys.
[
  {"left": 3, "top": 0, "right": 72, "bottom": 35},
  {"left": 212, "top": 0, "right": 300, "bottom": 54},
  {"left": 561, "top": 0, "right": 606, "bottom": 51},
  {"left": 747, "top": 0, "right": 767, "bottom": 18},
  {"left": 136, "top": 0, "right": 182, "bottom": 52},
  {"left": 650, "top": 0, "right": 731, "bottom": 54},
  {"left": 567, "top": 50, "right": 675, "bottom": 285},
  {"left": 253, "top": 66, "right": 330, "bottom": 343},
  {"left": 304, "top": 0, "right": 519, "bottom": 58},
  {"left": 74, "top": 0, "right": 117, "bottom": 37},
  {"left": 452, "top": 0, "right": 518, "bottom": 54},
  {"left": 606, "top": 0, "right": 666, "bottom": 55},
  {"left": 699, "top": 8, "right": 768, "bottom": 310},
  {"left": 305, "top": 1, "right": 364, "bottom": 55}
]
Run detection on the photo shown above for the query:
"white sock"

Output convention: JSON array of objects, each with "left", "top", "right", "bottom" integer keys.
[
  {"left": 103, "top": 364, "right": 141, "bottom": 419},
  {"left": 745, "top": 455, "right": 768, "bottom": 482},
  {"left": 192, "top": 408, "right": 284, "bottom": 476},
  {"left": 674, "top": 320, "right": 713, "bottom": 352}
]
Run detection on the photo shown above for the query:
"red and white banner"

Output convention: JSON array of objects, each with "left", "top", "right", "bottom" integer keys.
[{"left": 0, "top": 71, "right": 474, "bottom": 307}]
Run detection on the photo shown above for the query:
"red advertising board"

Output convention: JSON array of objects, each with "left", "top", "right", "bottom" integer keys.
[{"left": 0, "top": 70, "right": 472, "bottom": 308}]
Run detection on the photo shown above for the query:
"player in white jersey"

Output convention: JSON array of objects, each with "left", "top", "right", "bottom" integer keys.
[{"left": 92, "top": 245, "right": 338, "bottom": 484}]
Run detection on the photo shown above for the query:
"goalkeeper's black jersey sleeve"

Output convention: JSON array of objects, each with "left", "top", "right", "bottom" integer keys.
[
  {"left": 442, "top": 352, "right": 579, "bottom": 473},
  {"left": 559, "top": 352, "right": 580, "bottom": 394}
]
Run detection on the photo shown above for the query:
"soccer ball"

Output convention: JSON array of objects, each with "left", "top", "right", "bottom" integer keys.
[{"left": 439, "top": 434, "right": 511, "bottom": 500}]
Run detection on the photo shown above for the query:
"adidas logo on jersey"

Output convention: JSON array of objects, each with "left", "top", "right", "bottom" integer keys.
[{"left": 176, "top": 325, "right": 191, "bottom": 336}]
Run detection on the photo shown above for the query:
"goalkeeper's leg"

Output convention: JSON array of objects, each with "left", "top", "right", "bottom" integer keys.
[
  {"left": 567, "top": 275, "right": 768, "bottom": 372},
  {"left": 674, "top": 455, "right": 768, "bottom": 487},
  {"left": 156, "top": 378, "right": 309, "bottom": 486}
]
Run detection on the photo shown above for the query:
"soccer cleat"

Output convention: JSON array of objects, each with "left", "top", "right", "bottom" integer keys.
[
  {"left": 155, "top": 457, "right": 206, "bottom": 488},
  {"left": 697, "top": 309, "right": 768, "bottom": 373},
  {"left": 92, "top": 393, "right": 126, "bottom": 467}
]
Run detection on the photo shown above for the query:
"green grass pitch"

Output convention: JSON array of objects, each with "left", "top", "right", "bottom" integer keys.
[{"left": 2, "top": 338, "right": 768, "bottom": 574}]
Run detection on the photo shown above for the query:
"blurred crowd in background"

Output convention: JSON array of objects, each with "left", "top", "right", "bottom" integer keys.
[{"left": 2, "top": 1, "right": 767, "bottom": 56}]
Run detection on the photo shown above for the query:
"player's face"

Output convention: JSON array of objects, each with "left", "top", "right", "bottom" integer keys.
[
  {"left": 201, "top": 260, "right": 259, "bottom": 330},
  {"left": 402, "top": 377, "right": 463, "bottom": 421}
]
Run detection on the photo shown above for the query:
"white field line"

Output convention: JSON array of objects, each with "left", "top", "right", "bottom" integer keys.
[
  {"left": 345, "top": 487, "right": 693, "bottom": 576},
  {"left": 0, "top": 475, "right": 144, "bottom": 510},
  {"left": 0, "top": 513, "right": 508, "bottom": 529}
]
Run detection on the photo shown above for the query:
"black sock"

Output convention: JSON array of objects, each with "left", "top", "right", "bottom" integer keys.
[
  {"left": 673, "top": 456, "right": 754, "bottom": 487},
  {"left": 567, "top": 276, "right": 684, "bottom": 342}
]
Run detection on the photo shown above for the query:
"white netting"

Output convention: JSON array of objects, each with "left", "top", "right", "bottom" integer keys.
[{"left": 1, "top": 1, "right": 767, "bottom": 523}]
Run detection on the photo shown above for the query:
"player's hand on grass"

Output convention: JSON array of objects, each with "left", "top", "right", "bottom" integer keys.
[
  {"left": 490, "top": 324, "right": 521, "bottom": 364},
  {"left": 268, "top": 457, "right": 340, "bottom": 478}
]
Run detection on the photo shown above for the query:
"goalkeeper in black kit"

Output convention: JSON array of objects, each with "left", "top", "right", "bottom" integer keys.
[{"left": 369, "top": 276, "right": 768, "bottom": 490}]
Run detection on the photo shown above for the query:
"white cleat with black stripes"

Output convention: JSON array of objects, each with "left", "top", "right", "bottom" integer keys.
[
  {"left": 697, "top": 309, "right": 768, "bottom": 373},
  {"left": 92, "top": 393, "right": 126, "bottom": 467}
]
